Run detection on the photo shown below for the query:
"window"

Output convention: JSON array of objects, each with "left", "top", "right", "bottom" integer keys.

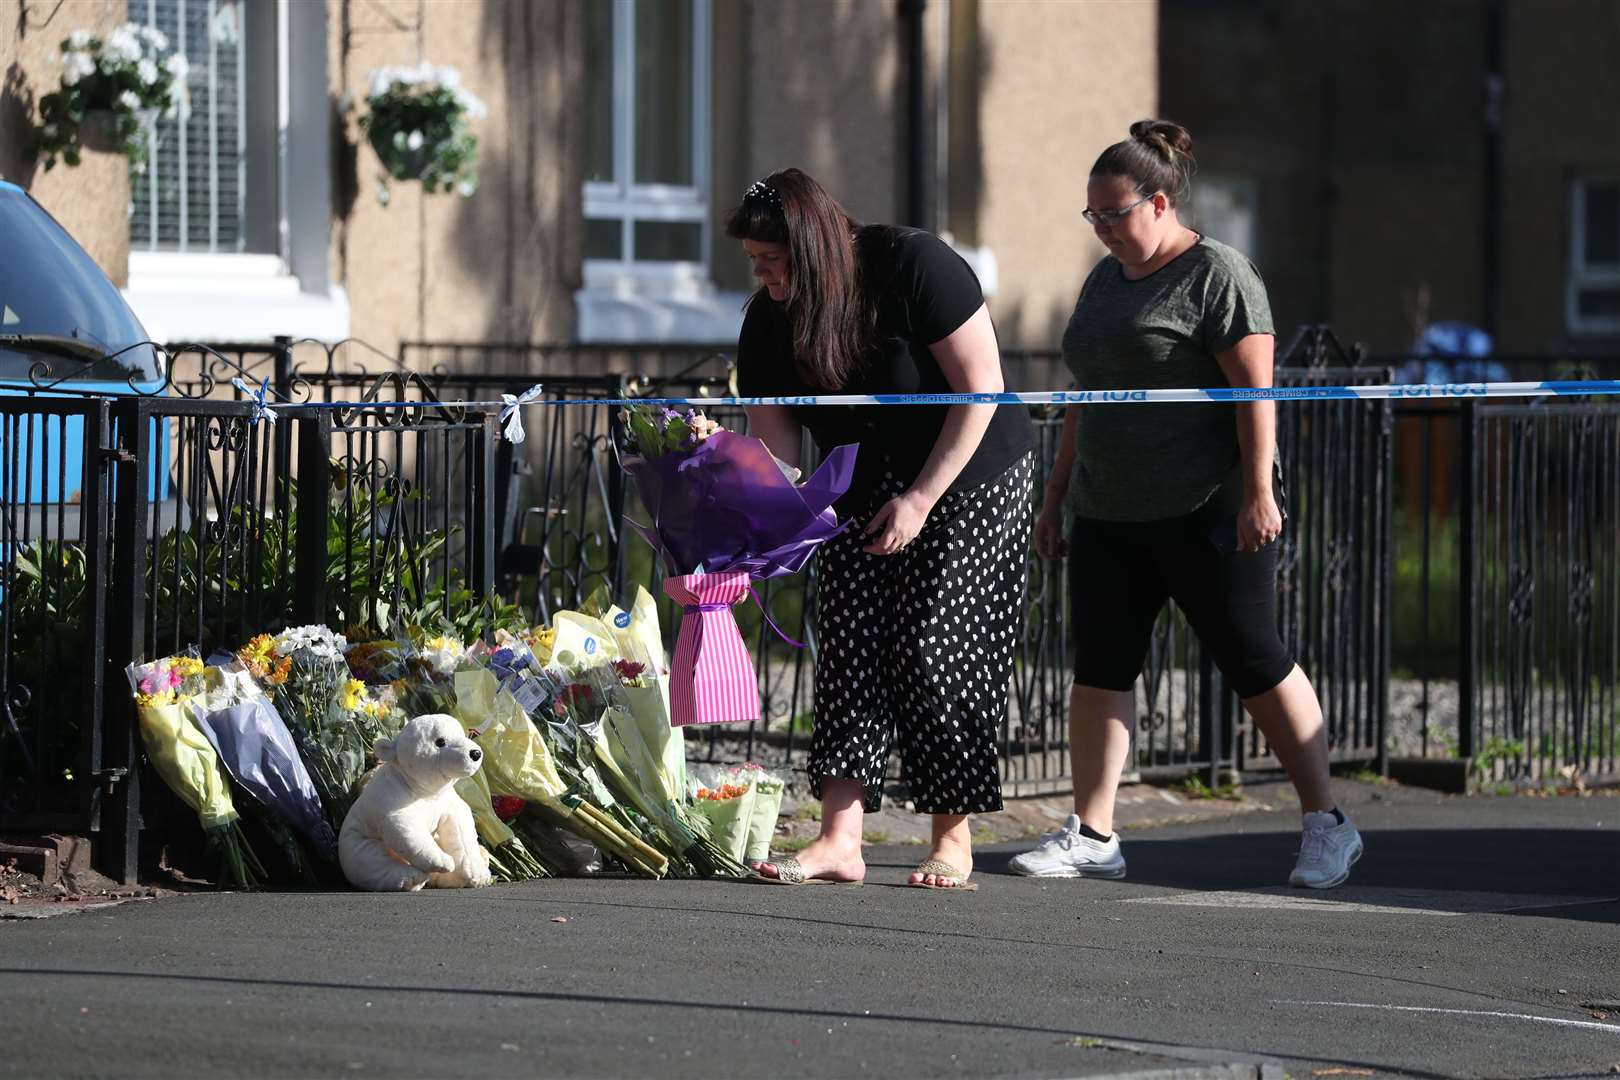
[
  {"left": 583, "top": 0, "right": 712, "bottom": 279},
  {"left": 121, "top": 0, "right": 346, "bottom": 342},
  {"left": 1569, "top": 178, "right": 1620, "bottom": 335},
  {"left": 128, "top": 0, "right": 276, "bottom": 254}
]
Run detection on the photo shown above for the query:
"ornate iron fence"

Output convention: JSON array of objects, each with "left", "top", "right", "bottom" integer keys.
[
  {"left": 1460, "top": 399, "right": 1620, "bottom": 780},
  {"left": 2, "top": 327, "right": 1400, "bottom": 882}
]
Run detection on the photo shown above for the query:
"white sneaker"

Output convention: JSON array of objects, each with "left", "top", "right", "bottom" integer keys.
[
  {"left": 1288, "top": 810, "right": 1363, "bottom": 888},
  {"left": 1008, "top": 814, "right": 1127, "bottom": 879}
]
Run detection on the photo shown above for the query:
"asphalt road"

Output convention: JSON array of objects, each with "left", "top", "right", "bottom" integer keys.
[{"left": 3, "top": 788, "right": 1617, "bottom": 1079}]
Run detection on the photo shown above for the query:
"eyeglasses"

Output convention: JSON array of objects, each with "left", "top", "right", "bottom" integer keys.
[{"left": 1082, "top": 192, "right": 1156, "bottom": 227}]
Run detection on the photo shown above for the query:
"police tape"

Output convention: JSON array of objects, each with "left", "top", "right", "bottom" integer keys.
[{"left": 224, "top": 378, "right": 1620, "bottom": 444}]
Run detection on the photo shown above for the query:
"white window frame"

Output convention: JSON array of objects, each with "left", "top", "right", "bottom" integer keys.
[
  {"left": 123, "top": 0, "right": 347, "bottom": 343},
  {"left": 1567, "top": 177, "right": 1620, "bottom": 337},
  {"left": 582, "top": 0, "right": 713, "bottom": 295}
]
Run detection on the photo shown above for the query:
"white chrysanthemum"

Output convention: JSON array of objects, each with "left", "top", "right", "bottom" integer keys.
[
  {"left": 137, "top": 57, "right": 159, "bottom": 85},
  {"left": 67, "top": 30, "right": 93, "bottom": 50},
  {"left": 164, "top": 53, "right": 189, "bottom": 80},
  {"left": 273, "top": 624, "right": 350, "bottom": 663},
  {"left": 405, "top": 129, "right": 425, "bottom": 151},
  {"left": 118, "top": 90, "right": 141, "bottom": 111},
  {"left": 61, "top": 51, "right": 96, "bottom": 87},
  {"left": 108, "top": 26, "right": 143, "bottom": 63},
  {"left": 456, "top": 177, "right": 477, "bottom": 197},
  {"left": 139, "top": 25, "right": 169, "bottom": 50}
]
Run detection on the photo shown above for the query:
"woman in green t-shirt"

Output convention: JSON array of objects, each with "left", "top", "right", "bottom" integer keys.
[{"left": 1009, "top": 121, "right": 1363, "bottom": 889}]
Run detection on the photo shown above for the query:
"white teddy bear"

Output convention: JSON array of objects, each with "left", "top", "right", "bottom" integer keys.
[{"left": 339, "top": 713, "right": 494, "bottom": 891}]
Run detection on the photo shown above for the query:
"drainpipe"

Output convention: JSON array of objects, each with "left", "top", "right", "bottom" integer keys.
[
  {"left": 1481, "top": 0, "right": 1503, "bottom": 341},
  {"left": 899, "top": 0, "right": 930, "bottom": 229}
]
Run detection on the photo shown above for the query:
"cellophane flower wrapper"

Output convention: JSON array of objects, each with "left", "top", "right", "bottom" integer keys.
[
  {"left": 733, "top": 763, "right": 787, "bottom": 864},
  {"left": 194, "top": 661, "right": 338, "bottom": 862},
  {"left": 125, "top": 655, "right": 264, "bottom": 888},
  {"left": 582, "top": 585, "right": 687, "bottom": 803},
  {"left": 621, "top": 430, "right": 856, "bottom": 726},
  {"left": 578, "top": 668, "right": 747, "bottom": 878},
  {"left": 687, "top": 768, "right": 758, "bottom": 864},
  {"left": 454, "top": 666, "right": 667, "bottom": 879}
]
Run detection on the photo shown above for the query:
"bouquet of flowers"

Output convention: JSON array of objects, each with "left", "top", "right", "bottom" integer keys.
[
  {"left": 575, "top": 665, "right": 747, "bottom": 879},
  {"left": 237, "top": 627, "right": 368, "bottom": 830},
  {"left": 125, "top": 654, "right": 263, "bottom": 889},
  {"left": 453, "top": 664, "right": 668, "bottom": 879},
  {"left": 735, "top": 763, "right": 787, "bottom": 865},
  {"left": 687, "top": 768, "right": 758, "bottom": 864},
  {"left": 618, "top": 404, "right": 857, "bottom": 726},
  {"left": 192, "top": 660, "right": 338, "bottom": 869}
]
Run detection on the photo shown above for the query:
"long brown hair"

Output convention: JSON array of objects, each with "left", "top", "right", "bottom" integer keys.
[{"left": 724, "top": 168, "right": 877, "bottom": 390}]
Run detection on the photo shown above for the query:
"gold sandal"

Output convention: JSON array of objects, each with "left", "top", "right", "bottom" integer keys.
[
  {"left": 750, "top": 856, "right": 862, "bottom": 886},
  {"left": 909, "top": 857, "right": 979, "bottom": 891}
]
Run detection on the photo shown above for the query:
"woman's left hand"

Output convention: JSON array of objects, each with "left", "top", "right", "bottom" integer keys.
[
  {"left": 1236, "top": 491, "right": 1283, "bottom": 553},
  {"left": 863, "top": 490, "right": 935, "bottom": 555}
]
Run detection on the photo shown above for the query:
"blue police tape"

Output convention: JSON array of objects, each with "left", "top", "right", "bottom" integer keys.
[{"left": 236, "top": 379, "right": 1620, "bottom": 442}]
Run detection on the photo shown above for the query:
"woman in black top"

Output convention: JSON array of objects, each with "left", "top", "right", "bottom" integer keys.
[{"left": 731, "top": 169, "right": 1035, "bottom": 890}]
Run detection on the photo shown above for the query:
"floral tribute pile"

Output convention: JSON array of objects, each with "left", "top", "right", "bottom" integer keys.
[{"left": 126, "top": 587, "right": 787, "bottom": 890}]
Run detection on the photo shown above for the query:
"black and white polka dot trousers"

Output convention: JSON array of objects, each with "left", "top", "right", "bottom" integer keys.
[{"left": 810, "top": 452, "right": 1034, "bottom": 815}]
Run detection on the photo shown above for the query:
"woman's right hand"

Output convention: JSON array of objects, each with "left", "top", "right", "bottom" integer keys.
[{"left": 1034, "top": 502, "right": 1068, "bottom": 560}]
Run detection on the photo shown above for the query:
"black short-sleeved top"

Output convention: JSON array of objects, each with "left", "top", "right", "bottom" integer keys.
[{"left": 735, "top": 226, "right": 1035, "bottom": 512}]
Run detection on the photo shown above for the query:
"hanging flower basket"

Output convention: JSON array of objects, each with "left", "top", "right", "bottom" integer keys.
[
  {"left": 359, "top": 63, "right": 487, "bottom": 206},
  {"left": 32, "top": 24, "right": 189, "bottom": 171}
]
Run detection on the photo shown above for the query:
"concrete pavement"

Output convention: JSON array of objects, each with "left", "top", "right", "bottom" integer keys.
[{"left": 2, "top": 784, "right": 1617, "bottom": 1079}]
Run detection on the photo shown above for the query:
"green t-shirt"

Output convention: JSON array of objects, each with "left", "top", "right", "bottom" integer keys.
[{"left": 1060, "top": 236, "right": 1275, "bottom": 522}]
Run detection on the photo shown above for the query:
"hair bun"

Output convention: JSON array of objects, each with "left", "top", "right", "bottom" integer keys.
[{"left": 1129, "top": 119, "right": 1193, "bottom": 162}]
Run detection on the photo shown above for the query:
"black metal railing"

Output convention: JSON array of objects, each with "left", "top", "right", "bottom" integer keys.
[
  {"left": 44, "top": 330, "right": 1620, "bottom": 887},
  {"left": 1385, "top": 352, "right": 1619, "bottom": 783},
  {"left": 373, "top": 329, "right": 1395, "bottom": 793}
]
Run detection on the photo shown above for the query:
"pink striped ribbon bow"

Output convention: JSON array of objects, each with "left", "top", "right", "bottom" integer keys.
[{"left": 663, "top": 571, "right": 760, "bottom": 727}]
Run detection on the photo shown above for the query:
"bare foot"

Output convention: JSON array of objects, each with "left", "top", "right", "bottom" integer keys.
[
  {"left": 908, "top": 832, "right": 973, "bottom": 888},
  {"left": 756, "top": 835, "right": 865, "bottom": 884}
]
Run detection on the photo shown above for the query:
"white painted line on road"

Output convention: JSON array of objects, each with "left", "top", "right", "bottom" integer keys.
[
  {"left": 1122, "top": 888, "right": 1616, "bottom": 916},
  {"left": 1272, "top": 1001, "right": 1620, "bottom": 1036}
]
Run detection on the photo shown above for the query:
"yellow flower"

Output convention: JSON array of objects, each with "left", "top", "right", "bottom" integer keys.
[
  {"left": 236, "top": 634, "right": 279, "bottom": 679},
  {"left": 171, "top": 656, "right": 206, "bottom": 678},
  {"left": 526, "top": 626, "right": 556, "bottom": 665},
  {"left": 341, "top": 679, "right": 367, "bottom": 713},
  {"left": 423, "top": 635, "right": 463, "bottom": 654}
]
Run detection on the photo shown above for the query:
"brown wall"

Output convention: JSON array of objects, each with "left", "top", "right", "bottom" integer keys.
[
  {"left": 1161, "top": 0, "right": 1488, "bottom": 355},
  {"left": 1, "top": 0, "right": 131, "bottom": 284},
  {"left": 1499, "top": 0, "right": 1620, "bottom": 353},
  {"left": 969, "top": 0, "right": 1158, "bottom": 350},
  {"left": 1161, "top": 0, "right": 1620, "bottom": 356},
  {"left": 332, "top": 0, "right": 582, "bottom": 363},
  {"left": 741, "top": 0, "right": 901, "bottom": 228}
]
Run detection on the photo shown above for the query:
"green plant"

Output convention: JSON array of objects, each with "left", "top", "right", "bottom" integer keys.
[
  {"left": 1391, "top": 508, "right": 1461, "bottom": 678},
  {"left": 1174, "top": 775, "right": 1242, "bottom": 801},
  {"left": 1472, "top": 736, "right": 1526, "bottom": 776},
  {"left": 862, "top": 829, "right": 890, "bottom": 845},
  {"left": 33, "top": 23, "right": 188, "bottom": 170},
  {"left": 359, "top": 63, "right": 485, "bottom": 205}
]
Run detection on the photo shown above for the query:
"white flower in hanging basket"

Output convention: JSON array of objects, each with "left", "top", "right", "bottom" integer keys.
[
  {"left": 359, "top": 62, "right": 486, "bottom": 205},
  {"left": 32, "top": 21, "right": 189, "bottom": 171}
]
